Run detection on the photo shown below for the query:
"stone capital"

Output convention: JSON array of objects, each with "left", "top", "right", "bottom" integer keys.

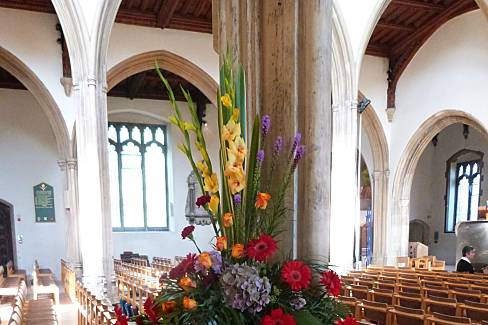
[
  {"left": 67, "top": 159, "right": 77, "bottom": 171},
  {"left": 57, "top": 160, "right": 67, "bottom": 171}
]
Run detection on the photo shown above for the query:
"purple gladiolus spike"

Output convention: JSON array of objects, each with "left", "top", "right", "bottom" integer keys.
[
  {"left": 257, "top": 150, "right": 265, "bottom": 162},
  {"left": 261, "top": 115, "right": 271, "bottom": 137},
  {"left": 274, "top": 136, "right": 283, "bottom": 154},
  {"left": 233, "top": 194, "right": 241, "bottom": 204}
]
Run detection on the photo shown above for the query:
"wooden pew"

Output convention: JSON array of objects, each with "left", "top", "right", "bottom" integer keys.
[
  {"left": 61, "top": 259, "right": 77, "bottom": 302},
  {"left": 5, "top": 261, "right": 26, "bottom": 283},
  {"left": 32, "top": 270, "right": 59, "bottom": 305}
]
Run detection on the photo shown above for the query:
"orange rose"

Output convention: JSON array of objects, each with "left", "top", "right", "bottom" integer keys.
[
  {"left": 199, "top": 252, "right": 212, "bottom": 269},
  {"left": 183, "top": 296, "right": 197, "bottom": 310},
  {"left": 232, "top": 244, "right": 245, "bottom": 259},
  {"left": 223, "top": 212, "right": 233, "bottom": 227},
  {"left": 255, "top": 192, "right": 271, "bottom": 209},
  {"left": 178, "top": 276, "right": 195, "bottom": 291},
  {"left": 162, "top": 300, "right": 177, "bottom": 314},
  {"left": 216, "top": 236, "right": 228, "bottom": 251}
]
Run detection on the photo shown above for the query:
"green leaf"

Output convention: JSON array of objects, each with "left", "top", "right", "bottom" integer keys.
[
  {"left": 293, "top": 310, "right": 324, "bottom": 325},
  {"left": 235, "top": 64, "right": 246, "bottom": 140}
]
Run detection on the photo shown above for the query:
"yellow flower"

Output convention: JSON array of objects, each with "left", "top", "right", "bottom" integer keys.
[
  {"left": 221, "top": 93, "right": 232, "bottom": 108},
  {"left": 183, "top": 296, "right": 197, "bottom": 310},
  {"left": 228, "top": 137, "right": 247, "bottom": 162},
  {"left": 216, "top": 236, "right": 227, "bottom": 251},
  {"left": 204, "top": 173, "right": 219, "bottom": 193},
  {"left": 169, "top": 115, "right": 179, "bottom": 126},
  {"left": 222, "top": 120, "right": 241, "bottom": 143},
  {"left": 228, "top": 172, "right": 246, "bottom": 194},
  {"left": 232, "top": 108, "right": 240, "bottom": 121},
  {"left": 232, "top": 244, "right": 245, "bottom": 259},
  {"left": 255, "top": 192, "right": 271, "bottom": 209},
  {"left": 224, "top": 151, "right": 244, "bottom": 177},
  {"left": 223, "top": 213, "right": 233, "bottom": 227},
  {"left": 209, "top": 195, "right": 219, "bottom": 214},
  {"left": 196, "top": 161, "right": 209, "bottom": 177},
  {"left": 199, "top": 252, "right": 212, "bottom": 269},
  {"left": 179, "top": 276, "right": 195, "bottom": 291},
  {"left": 183, "top": 122, "right": 196, "bottom": 132}
]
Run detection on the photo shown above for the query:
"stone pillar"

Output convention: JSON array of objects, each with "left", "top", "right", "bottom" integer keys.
[
  {"left": 214, "top": 0, "right": 333, "bottom": 260},
  {"left": 372, "top": 169, "right": 389, "bottom": 265},
  {"left": 296, "top": 0, "right": 333, "bottom": 262},
  {"left": 73, "top": 76, "right": 113, "bottom": 281},
  {"left": 330, "top": 100, "right": 358, "bottom": 270}
]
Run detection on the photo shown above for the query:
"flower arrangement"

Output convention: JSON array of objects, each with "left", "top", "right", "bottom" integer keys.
[{"left": 117, "top": 57, "right": 356, "bottom": 324}]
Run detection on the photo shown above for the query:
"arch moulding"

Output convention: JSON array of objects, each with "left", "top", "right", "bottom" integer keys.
[
  {"left": 0, "top": 46, "right": 70, "bottom": 159},
  {"left": 389, "top": 110, "right": 488, "bottom": 263},
  {"left": 107, "top": 51, "right": 218, "bottom": 107}
]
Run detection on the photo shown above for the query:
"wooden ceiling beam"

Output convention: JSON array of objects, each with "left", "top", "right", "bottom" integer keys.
[
  {"left": 377, "top": 21, "right": 415, "bottom": 33},
  {"left": 365, "top": 44, "right": 390, "bottom": 57},
  {"left": 392, "top": 0, "right": 445, "bottom": 11},
  {"left": 157, "top": 0, "right": 179, "bottom": 29}
]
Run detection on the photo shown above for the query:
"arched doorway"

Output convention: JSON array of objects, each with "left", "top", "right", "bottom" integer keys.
[
  {"left": 390, "top": 110, "right": 488, "bottom": 263},
  {"left": 0, "top": 200, "right": 15, "bottom": 269}
]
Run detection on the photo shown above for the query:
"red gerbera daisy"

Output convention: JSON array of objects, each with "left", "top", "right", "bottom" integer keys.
[
  {"left": 261, "top": 308, "right": 296, "bottom": 325},
  {"left": 169, "top": 253, "right": 196, "bottom": 279},
  {"left": 320, "top": 270, "right": 341, "bottom": 297},
  {"left": 144, "top": 297, "right": 158, "bottom": 323},
  {"left": 337, "top": 315, "right": 358, "bottom": 325},
  {"left": 246, "top": 234, "right": 278, "bottom": 262},
  {"left": 281, "top": 261, "right": 312, "bottom": 292},
  {"left": 114, "top": 304, "right": 128, "bottom": 325}
]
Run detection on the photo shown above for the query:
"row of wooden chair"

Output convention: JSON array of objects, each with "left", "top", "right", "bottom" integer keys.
[
  {"left": 76, "top": 281, "right": 116, "bottom": 325},
  {"left": 113, "top": 260, "right": 159, "bottom": 289},
  {"left": 8, "top": 280, "right": 58, "bottom": 325},
  {"left": 339, "top": 296, "right": 488, "bottom": 325},
  {"left": 116, "top": 276, "right": 158, "bottom": 311}
]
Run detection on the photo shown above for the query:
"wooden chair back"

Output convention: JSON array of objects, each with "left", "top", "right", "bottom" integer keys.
[
  {"left": 388, "top": 305, "right": 425, "bottom": 325},
  {"left": 349, "top": 285, "right": 370, "bottom": 300},
  {"left": 394, "top": 292, "right": 422, "bottom": 309},
  {"left": 422, "top": 295, "right": 458, "bottom": 316},
  {"left": 426, "top": 312, "right": 471, "bottom": 325},
  {"left": 359, "top": 300, "right": 390, "bottom": 325},
  {"left": 459, "top": 300, "right": 488, "bottom": 323},
  {"left": 370, "top": 288, "right": 394, "bottom": 305}
]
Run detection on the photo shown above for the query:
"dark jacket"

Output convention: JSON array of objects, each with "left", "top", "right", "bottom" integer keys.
[{"left": 456, "top": 258, "right": 474, "bottom": 273}]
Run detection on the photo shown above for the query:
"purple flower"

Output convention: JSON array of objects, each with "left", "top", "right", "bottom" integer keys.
[
  {"left": 233, "top": 194, "right": 241, "bottom": 204},
  {"left": 273, "top": 136, "right": 283, "bottom": 155},
  {"left": 194, "top": 250, "right": 222, "bottom": 275},
  {"left": 261, "top": 115, "right": 271, "bottom": 137},
  {"left": 293, "top": 133, "right": 302, "bottom": 148},
  {"left": 294, "top": 145, "right": 305, "bottom": 161},
  {"left": 257, "top": 150, "right": 265, "bottom": 162}
]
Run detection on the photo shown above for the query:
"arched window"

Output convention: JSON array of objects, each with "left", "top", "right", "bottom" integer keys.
[
  {"left": 108, "top": 122, "right": 169, "bottom": 231},
  {"left": 445, "top": 149, "right": 483, "bottom": 232}
]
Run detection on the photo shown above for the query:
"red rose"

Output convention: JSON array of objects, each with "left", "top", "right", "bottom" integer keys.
[
  {"left": 114, "top": 304, "right": 128, "bottom": 325},
  {"left": 281, "top": 261, "right": 312, "bottom": 292},
  {"left": 261, "top": 308, "right": 296, "bottom": 325},
  {"left": 196, "top": 195, "right": 211, "bottom": 207},
  {"left": 144, "top": 297, "right": 158, "bottom": 322},
  {"left": 181, "top": 225, "right": 195, "bottom": 239},
  {"left": 337, "top": 315, "right": 358, "bottom": 325},
  {"left": 246, "top": 234, "right": 277, "bottom": 262},
  {"left": 320, "top": 270, "right": 341, "bottom": 297}
]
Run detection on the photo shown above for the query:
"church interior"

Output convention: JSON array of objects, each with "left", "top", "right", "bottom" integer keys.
[{"left": 1, "top": 0, "right": 488, "bottom": 324}]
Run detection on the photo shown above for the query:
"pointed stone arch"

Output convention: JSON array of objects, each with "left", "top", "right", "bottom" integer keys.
[
  {"left": 0, "top": 46, "right": 70, "bottom": 159},
  {"left": 389, "top": 110, "right": 488, "bottom": 263},
  {"left": 107, "top": 51, "right": 218, "bottom": 107}
]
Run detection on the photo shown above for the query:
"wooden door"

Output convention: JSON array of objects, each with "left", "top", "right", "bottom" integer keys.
[{"left": 0, "top": 202, "right": 14, "bottom": 268}]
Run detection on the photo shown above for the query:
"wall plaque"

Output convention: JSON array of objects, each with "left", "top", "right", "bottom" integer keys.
[{"left": 33, "top": 182, "right": 55, "bottom": 222}]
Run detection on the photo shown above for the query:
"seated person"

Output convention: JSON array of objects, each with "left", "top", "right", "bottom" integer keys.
[{"left": 456, "top": 246, "right": 475, "bottom": 273}]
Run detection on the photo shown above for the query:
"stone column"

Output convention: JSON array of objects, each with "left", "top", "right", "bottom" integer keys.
[
  {"left": 296, "top": 0, "right": 333, "bottom": 262},
  {"left": 214, "top": 0, "right": 334, "bottom": 260},
  {"left": 73, "top": 76, "right": 113, "bottom": 281},
  {"left": 329, "top": 100, "right": 358, "bottom": 270},
  {"left": 372, "top": 169, "right": 389, "bottom": 265}
]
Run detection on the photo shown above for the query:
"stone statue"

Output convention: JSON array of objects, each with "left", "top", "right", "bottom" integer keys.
[{"left": 185, "top": 171, "right": 211, "bottom": 225}]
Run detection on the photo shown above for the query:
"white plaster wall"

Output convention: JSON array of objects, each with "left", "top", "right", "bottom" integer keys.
[
  {"left": 391, "top": 10, "right": 488, "bottom": 178},
  {"left": 361, "top": 126, "right": 374, "bottom": 176},
  {"left": 410, "top": 124, "right": 488, "bottom": 264},
  {"left": 107, "top": 96, "right": 219, "bottom": 260},
  {"left": 0, "top": 89, "right": 66, "bottom": 277},
  {"left": 0, "top": 8, "right": 75, "bottom": 137},
  {"left": 359, "top": 55, "right": 390, "bottom": 143},
  {"left": 108, "top": 23, "right": 219, "bottom": 82}
]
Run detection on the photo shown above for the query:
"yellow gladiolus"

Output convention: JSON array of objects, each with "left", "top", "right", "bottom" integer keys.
[
  {"left": 196, "top": 161, "right": 209, "bottom": 177},
  {"left": 221, "top": 93, "right": 232, "bottom": 108},
  {"left": 223, "top": 212, "right": 233, "bottom": 227},
  {"left": 224, "top": 151, "right": 244, "bottom": 177},
  {"left": 204, "top": 173, "right": 219, "bottom": 193},
  {"left": 222, "top": 120, "right": 241, "bottom": 143},
  {"left": 209, "top": 195, "right": 219, "bottom": 214},
  {"left": 169, "top": 115, "right": 179, "bottom": 126},
  {"left": 183, "top": 122, "right": 196, "bottom": 131},
  {"left": 228, "top": 173, "right": 246, "bottom": 194},
  {"left": 232, "top": 108, "right": 240, "bottom": 121}
]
